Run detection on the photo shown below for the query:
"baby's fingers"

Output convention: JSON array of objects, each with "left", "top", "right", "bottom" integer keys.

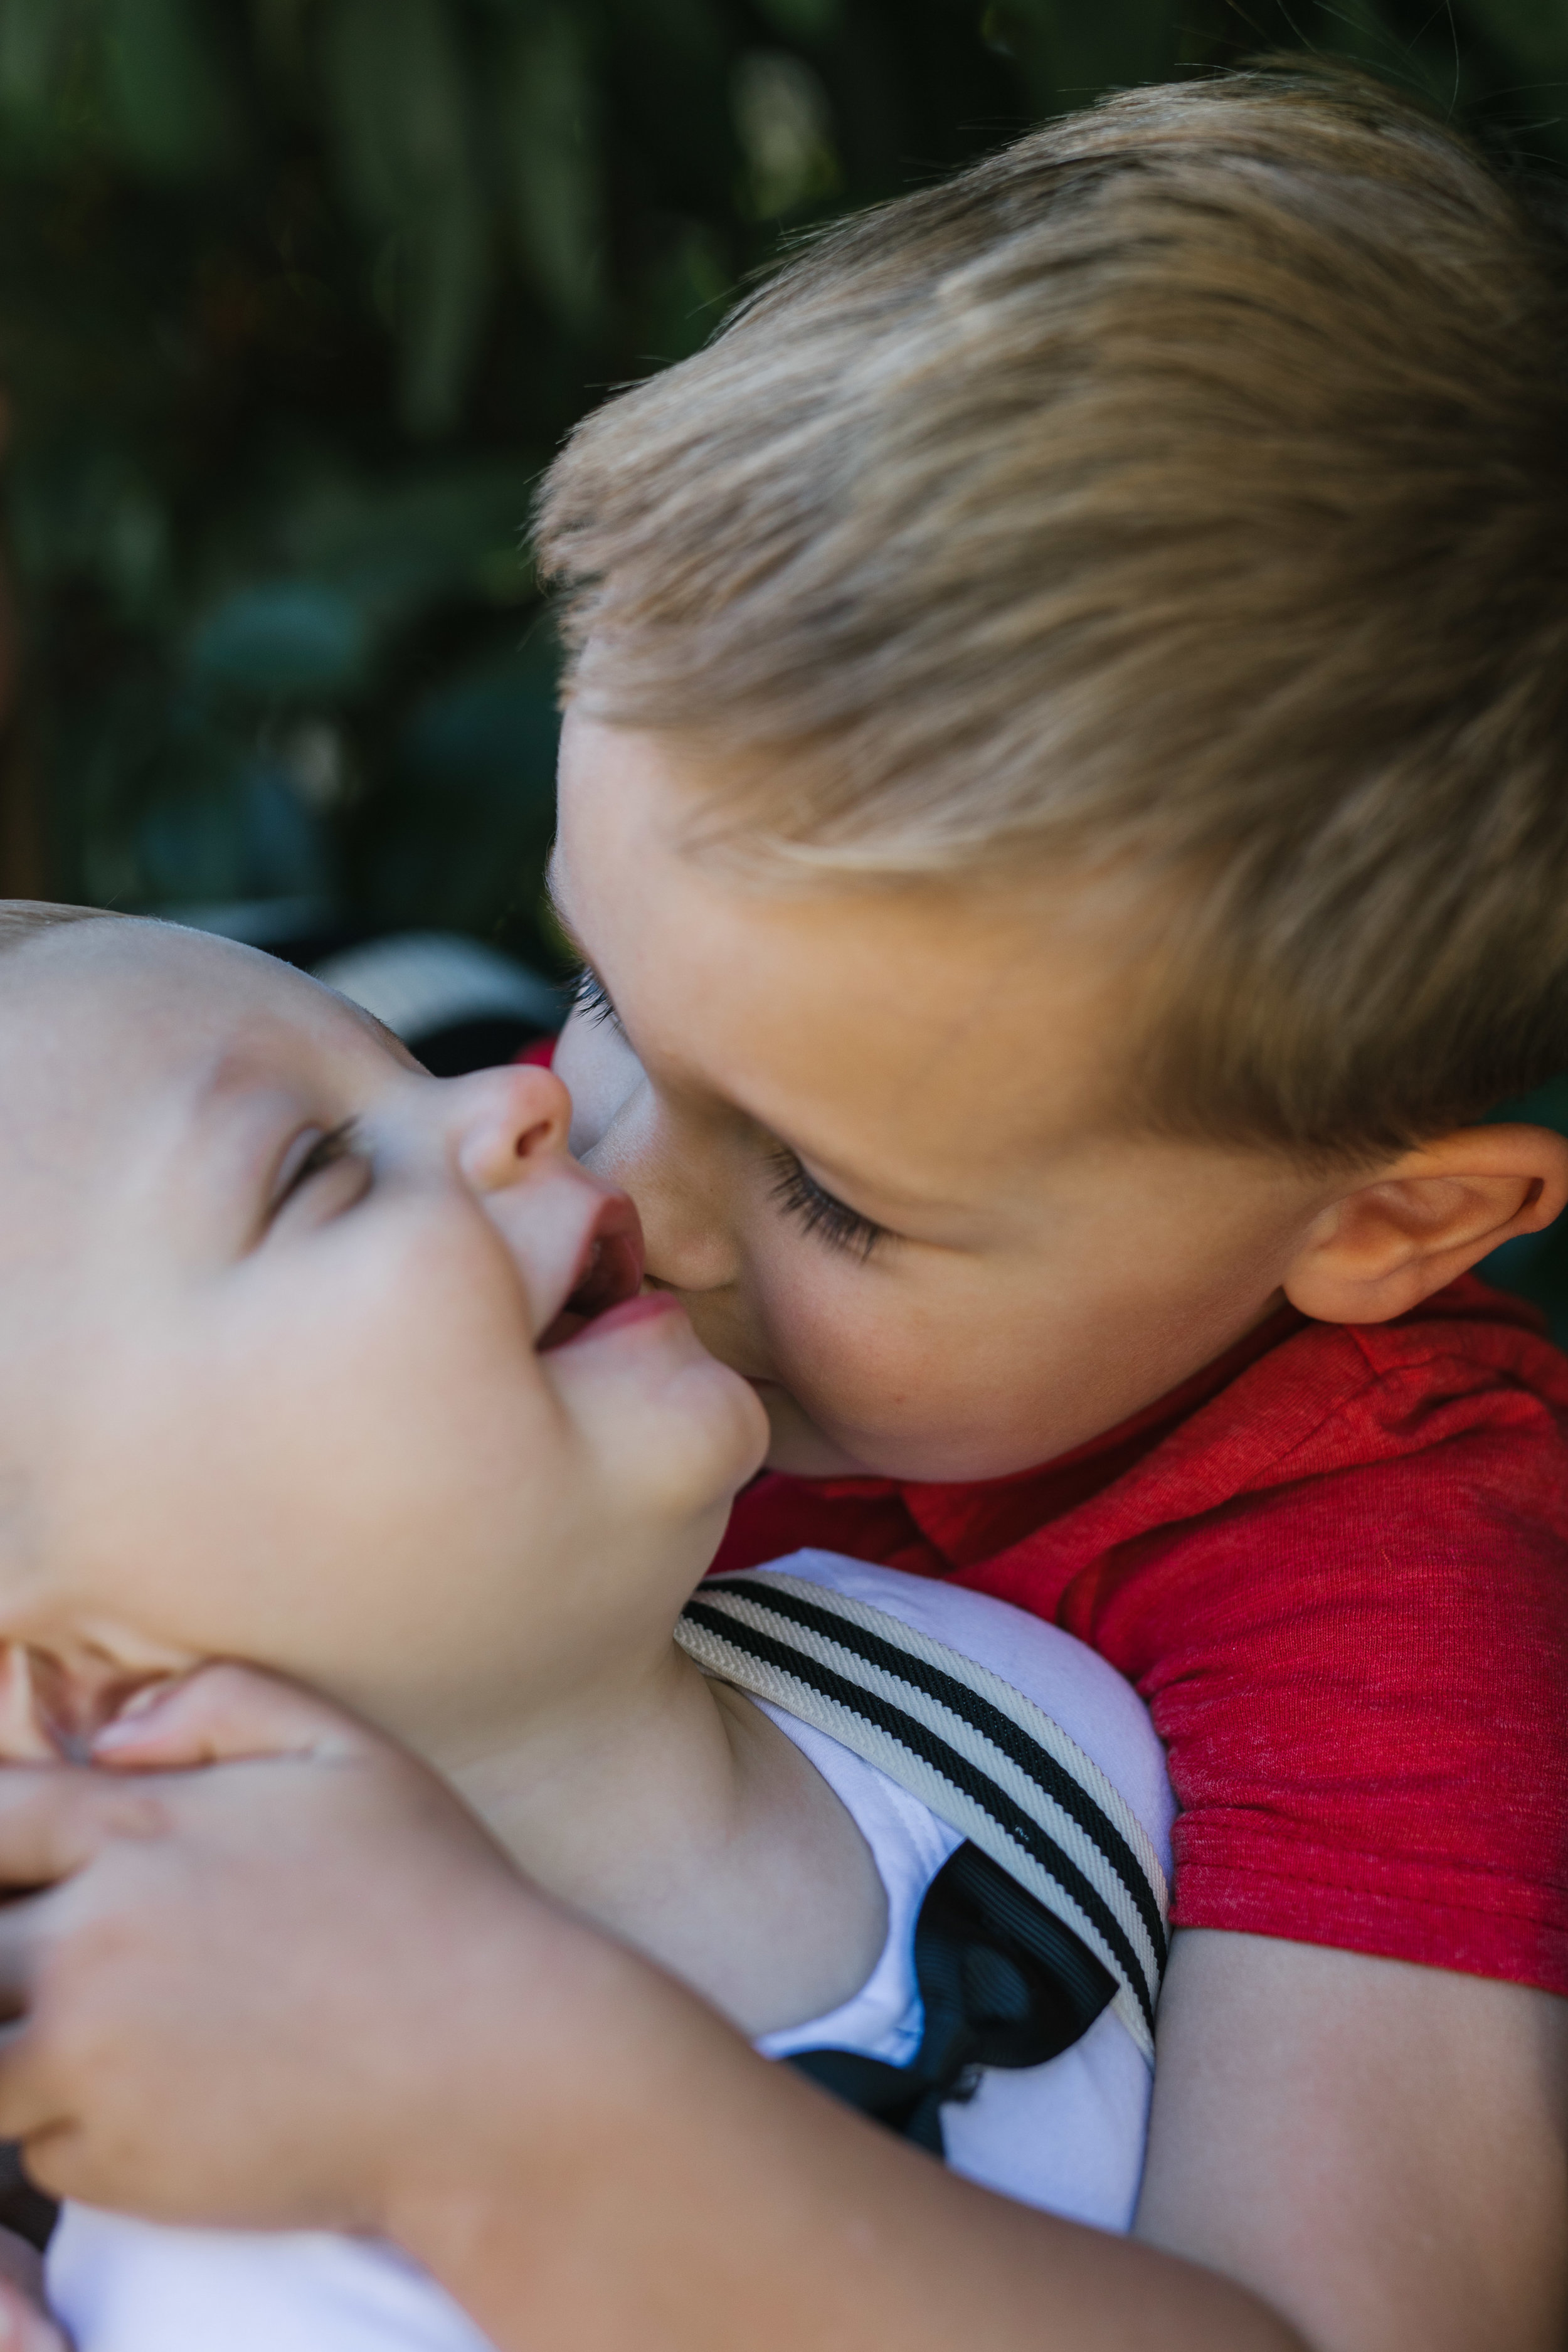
[
  {"left": 0, "top": 2275, "right": 68, "bottom": 2351},
  {"left": 0, "top": 1771, "right": 127, "bottom": 1894},
  {"left": 90, "top": 1663, "right": 375, "bottom": 1771}
]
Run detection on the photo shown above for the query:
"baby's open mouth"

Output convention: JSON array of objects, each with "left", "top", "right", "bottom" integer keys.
[{"left": 539, "top": 1195, "right": 646, "bottom": 1351}]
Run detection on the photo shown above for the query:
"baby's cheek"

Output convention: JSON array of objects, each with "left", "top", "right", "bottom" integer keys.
[{"left": 554, "top": 1017, "right": 642, "bottom": 1160}]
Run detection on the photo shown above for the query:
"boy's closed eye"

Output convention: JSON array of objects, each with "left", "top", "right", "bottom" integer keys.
[
  {"left": 766, "top": 1148, "right": 889, "bottom": 1263},
  {"left": 569, "top": 961, "right": 892, "bottom": 1263},
  {"left": 571, "top": 962, "right": 623, "bottom": 1034}
]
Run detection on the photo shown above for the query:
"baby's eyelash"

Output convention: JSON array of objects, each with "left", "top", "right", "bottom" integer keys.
[
  {"left": 768, "top": 1148, "right": 889, "bottom": 1263},
  {"left": 571, "top": 963, "right": 623, "bottom": 1032},
  {"left": 274, "top": 1119, "right": 361, "bottom": 1212}
]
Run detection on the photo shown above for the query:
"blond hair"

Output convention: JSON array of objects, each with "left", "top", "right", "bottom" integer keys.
[{"left": 537, "top": 64, "right": 1568, "bottom": 1161}]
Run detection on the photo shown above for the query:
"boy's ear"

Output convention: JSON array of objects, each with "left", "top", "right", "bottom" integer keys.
[{"left": 1283, "top": 1124, "right": 1568, "bottom": 1325}]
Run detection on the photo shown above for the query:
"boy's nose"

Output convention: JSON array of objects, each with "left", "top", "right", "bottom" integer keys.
[{"left": 452, "top": 1063, "right": 575, "bottom": 1192}]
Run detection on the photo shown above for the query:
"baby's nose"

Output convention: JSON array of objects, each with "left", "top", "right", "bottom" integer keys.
[{"left": 455, "top": 1062, "right": 574, "bottom": 1192}]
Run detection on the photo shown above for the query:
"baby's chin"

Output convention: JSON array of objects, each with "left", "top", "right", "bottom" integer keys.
[
  {"left": 557, "top": 1335, "right": 770, "bottom": 1530},
  {"left": 750, "top": 1382, "right": 882, "bottom": 1480}
]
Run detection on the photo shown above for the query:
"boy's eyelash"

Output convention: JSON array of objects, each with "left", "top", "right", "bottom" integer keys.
[
  {"left": 768, "top": 1148, "right": 889, "bottom": 1263},
  {"left": 566, "top": 968, "right": 887, "bottom": 1261},
  {"left": 571, "top": 963, "right": 623, "bottom": 1031}
]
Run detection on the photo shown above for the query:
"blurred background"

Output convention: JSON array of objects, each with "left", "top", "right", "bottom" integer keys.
[{"left": 0, "top": 0, "right": 1565, "bottom": 1312}]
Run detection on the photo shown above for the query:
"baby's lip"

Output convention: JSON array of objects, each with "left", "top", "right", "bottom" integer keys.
[{"left": 539, "top": 1190, "right": 645, "bottom": 1350}]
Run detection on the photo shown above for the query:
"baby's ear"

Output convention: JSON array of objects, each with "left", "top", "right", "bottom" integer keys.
[{"left": 0, "top": 1646, "right": 64, "bottom": 1764}]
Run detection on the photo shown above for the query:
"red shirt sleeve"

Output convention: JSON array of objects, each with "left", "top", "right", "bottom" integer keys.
[
  {"left": 1078, "top": 1464, "right": 1568, "bottom": 1985},
  {"left": 724, "top": 1287, "right": 1568, "bottom": 1994},
  {"left": 971, "top": 1305, "right": 1568, "bottom": 1992}
]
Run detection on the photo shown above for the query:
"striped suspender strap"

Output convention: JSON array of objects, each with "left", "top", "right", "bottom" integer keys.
[{"left": 676, "top": 1572, "right": 1170, "bottom": 2062}]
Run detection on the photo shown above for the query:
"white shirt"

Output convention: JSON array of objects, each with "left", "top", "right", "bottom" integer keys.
[{"left": 50, "top": 1555, "right": 1174, "bottom": 2351}]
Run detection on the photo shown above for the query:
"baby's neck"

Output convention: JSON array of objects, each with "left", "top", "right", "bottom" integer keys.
[{"left": 433, "top": 1634, "right": 887, "bottom": 2040}]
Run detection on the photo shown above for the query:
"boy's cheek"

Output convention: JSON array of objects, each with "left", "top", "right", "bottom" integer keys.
[
  {"left": 653, "top": 1257, "right": 887, "bottom": 1473},
  {"left": 723, "top": 1277, "right": 956, "bottom": 1475}
]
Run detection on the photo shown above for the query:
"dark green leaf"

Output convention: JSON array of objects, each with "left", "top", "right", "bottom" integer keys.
[
  {"left": 319, "top": 0, "right": 492, "bottom": 432},
  {"left": 494, "top": 4, "right": 606, "bottom": 331},
  {"left": 189, "top": 581, "right": 371, "bottom": 698},
  {"left": 99, "top": 0, "right": 241, "bottom": 177}
]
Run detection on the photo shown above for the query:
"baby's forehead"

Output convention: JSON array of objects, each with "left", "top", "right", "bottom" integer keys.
[{"left": 0, "top": 920, "right": 381, "bottom": 1174}]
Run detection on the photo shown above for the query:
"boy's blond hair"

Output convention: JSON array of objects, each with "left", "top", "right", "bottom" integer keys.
[{"left": 537, "top": 65, "right": 1568, "bottom": 1163}]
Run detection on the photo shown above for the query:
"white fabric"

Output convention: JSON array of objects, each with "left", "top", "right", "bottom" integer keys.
[{"left": 48, "top": 1554, "right": 1174, "bottom": 2351}]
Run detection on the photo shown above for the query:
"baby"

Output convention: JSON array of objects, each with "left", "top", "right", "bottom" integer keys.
[{"left": 0, "top": 903, "right": 1172, "bottom": 2352}]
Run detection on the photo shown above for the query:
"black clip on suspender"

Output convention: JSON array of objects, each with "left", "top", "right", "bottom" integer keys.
[{"left": 675, "top": 1572, "right": 1169, "bottom": 2158}]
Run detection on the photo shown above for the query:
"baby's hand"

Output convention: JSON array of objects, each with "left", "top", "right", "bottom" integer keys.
[
  {"left": 0, "top": 1667, "right": 590, "bottom": 2237},
  {"left": 0, "top": 2280, "right": 68, "bottom": 2352},
  {"left": 0, "top": 2223, "right": 68, "bottom": 2349}
]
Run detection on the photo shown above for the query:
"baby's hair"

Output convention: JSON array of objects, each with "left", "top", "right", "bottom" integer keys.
[
  {"left": 0, "top": 903, "right": 121, "bottom": 957},
  {"left": 538, "top": 62, "right": 1568, "bottom": 1163}
]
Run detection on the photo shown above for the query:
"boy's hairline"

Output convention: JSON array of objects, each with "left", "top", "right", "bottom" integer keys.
[{"left": 553, "top": 733, "right": 1424, "bottom": 1184}]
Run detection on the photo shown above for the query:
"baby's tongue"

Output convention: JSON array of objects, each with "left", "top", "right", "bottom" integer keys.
[
  {"left": 539, "top": 1227, "right": 645, "bottom": 1351},
  {"left": 1, "top": 1650, "right": 181, "bottom": 1764}
]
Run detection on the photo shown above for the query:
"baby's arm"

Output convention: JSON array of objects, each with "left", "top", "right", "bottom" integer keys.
[
  {"left": 0, "top": 1666, "right": 1555, "bottom": 2352},
  {"left": 0, "top": 1670, "right": 1293, "bottom": 2352}
]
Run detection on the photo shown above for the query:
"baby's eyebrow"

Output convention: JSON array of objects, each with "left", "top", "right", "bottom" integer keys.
[
  {"left": 156, "top": 1053, "right": 302, "bottom": 1241},
  {"left": 188, "top": 1041, "right": 273, "bottom": 1114},
  {"left": 343, "top": 998, "right": 422, "bottom": 1072}
]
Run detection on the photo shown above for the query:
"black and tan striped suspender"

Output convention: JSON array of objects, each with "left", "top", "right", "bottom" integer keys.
[{"left": 676, "top": 1571, "right": 1169, "bottom": 2062}]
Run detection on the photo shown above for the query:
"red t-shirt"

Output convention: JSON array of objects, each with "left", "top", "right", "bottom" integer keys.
[{"left": 714, "top": 1278, "right": 1568, "bottom": 1995}]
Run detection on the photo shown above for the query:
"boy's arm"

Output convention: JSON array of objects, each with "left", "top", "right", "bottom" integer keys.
[
  {"left": 0, "top": 1669, "right": 1558, "bottom": 2352},
  {"left": 387, "top": 1926, "right": 1567, "bottom": 2352},
  {"left": 1136, "top": 1929, "right": 1568, "bottom": 2352},
  {"left": 0, "top": 1736, "right": 1300, "bottom": 2352}
]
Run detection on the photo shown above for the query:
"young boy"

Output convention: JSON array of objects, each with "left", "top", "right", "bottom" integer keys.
[
  {"left": 0, "top": 903, "right": 1175, "bottom": 2350},
  {"left": 0, "top": 56, "right": 1560, "bottom": 2352}
]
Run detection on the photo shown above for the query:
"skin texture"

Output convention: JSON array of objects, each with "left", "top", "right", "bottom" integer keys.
[
  {"left": 1139, "top": 1932, "right": 1568, "bottom": 2350},
  {"left": 0, "top": 709, "right": 1563, "bottom": 2349}
]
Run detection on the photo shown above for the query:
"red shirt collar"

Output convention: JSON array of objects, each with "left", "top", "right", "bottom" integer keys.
[{"left": 780, "top": 1300, "right": 1304, "bottom": 1576}]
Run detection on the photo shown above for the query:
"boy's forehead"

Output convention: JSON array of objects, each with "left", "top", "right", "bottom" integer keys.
[{"left": 556, "top": 716, "right": 1136, "bottom": 1194}]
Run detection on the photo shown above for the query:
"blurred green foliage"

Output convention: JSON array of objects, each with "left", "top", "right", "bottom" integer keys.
[
  {"left": 1, "top": 0, "right": 1567, "bottom": 1316},
  {"left": 6, "top": 0, "right": 1568, "bottom": 956}
]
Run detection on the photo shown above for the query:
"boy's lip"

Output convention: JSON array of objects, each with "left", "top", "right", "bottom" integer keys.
[{"left": 538, "top": 1192, "right": 646, "bottom": 1351}]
